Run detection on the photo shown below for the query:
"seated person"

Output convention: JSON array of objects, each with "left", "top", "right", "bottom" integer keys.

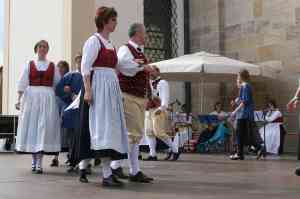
[
  {"left": 258, "top": 99, "right": 286, "bottom": 155},
  {"left": 197, "top": 102, "right": 228, "bottom": 144}
]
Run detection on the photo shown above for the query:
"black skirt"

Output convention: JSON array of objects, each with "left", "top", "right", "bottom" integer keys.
[
  {"left": 68, "top": 91, "right": 95, "bottom": 167},
  {"left": 68, "top": 89, "right": 127, "bottom": 167}
]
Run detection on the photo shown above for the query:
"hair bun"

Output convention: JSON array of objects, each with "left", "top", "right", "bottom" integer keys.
[{"left": 96, "top": 6, "right": 108, "bottom": 17}]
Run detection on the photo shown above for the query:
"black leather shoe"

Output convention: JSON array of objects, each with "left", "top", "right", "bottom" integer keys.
[
  {"left": 94, "top": 158, "right": 101, "bottom": 166},
  {"left": 138, "top": 154, "right": 143, "bottom": 160},
  {"left": 102, "top": 175, "right": 124, "bottom": 187},
  {"left": 256, "top": 148, "right": 265, "bottom": 160},
  {"left": 230, "top": 154, "right": 244, "bottom": 160},
  {"left": 50, "top": 159, "right": 59, "bottom": 167},
  {"left": 295, "top": 167, "right": 300, "bottom": 176},
  {"left": 79, "top": 170, "right": 89, "bottom": 183},
  {"left": 35, "top": 167, "right": 43, "bottom": 174},
  {"left": 143, "top": 156, "right": 158, "bottom": 161},
  {"left": 129, "top": 171, "right": 154, "bottom": 183},
  {"left": 164, "top": 152, "right": 173, "bottom": 161},
  {"left": 112, "top": 167, "right": 129, "bottom": 179},
  {"left": 171, "top": 153, "right": 181, "bottom": 161},
  {"left": 31, "top": 165, "right": 36, "bottom": 173}
]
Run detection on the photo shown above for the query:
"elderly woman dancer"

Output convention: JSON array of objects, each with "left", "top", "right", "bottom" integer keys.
[{"left": 15, "top": 40, "right": 61, "bottom": 174}]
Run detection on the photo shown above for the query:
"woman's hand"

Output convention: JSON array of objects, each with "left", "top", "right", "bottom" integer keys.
[
  {"left": 84, "top": 90, "right": 92, "bottom": 105},
  {"left": 287, "top": 100, "right": 296, "bottom": 112}
]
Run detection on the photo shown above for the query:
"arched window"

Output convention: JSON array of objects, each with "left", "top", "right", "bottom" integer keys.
[{"left": 144, "top": 0, "right": 178, "bottom": 62}]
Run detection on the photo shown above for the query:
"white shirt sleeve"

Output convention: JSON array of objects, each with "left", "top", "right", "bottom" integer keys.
[
  {"left": 81, "top": 36, "right": 100, "bottom": 76},
  {"left": 17, "top": 62, "right": 30, "bottom": 92},
  {"left": 265, "top": 110, "right": 282, "bottom": 122},
  {"left": 117, "top": 45, "right": 143, "bottom": 77},
  {"left": 158, "top": 80, "right": 170, "bottom": 109}
]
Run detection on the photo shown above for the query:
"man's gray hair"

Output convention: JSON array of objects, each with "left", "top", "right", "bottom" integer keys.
[{"left": 128, "top": 23, "right": 144, "bottom": 38}]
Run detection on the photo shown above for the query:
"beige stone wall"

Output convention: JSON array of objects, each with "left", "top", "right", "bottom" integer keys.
[
  {"left": 190, "top": 0, "right": 300, "bottom": 152},
  {"left": 190, "top": 0, "right": 221, "bottom": 53}
]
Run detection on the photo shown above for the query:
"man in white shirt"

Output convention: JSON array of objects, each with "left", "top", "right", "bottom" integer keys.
[
  {"left": 144, "top": 66, "right": 179, "bottom": 161},
  {"left": 110, "top": 23, "right": 154, "bottom": 183}
]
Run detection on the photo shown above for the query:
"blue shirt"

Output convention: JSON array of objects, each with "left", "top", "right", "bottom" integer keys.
[
  {"left": 236, "top": 83, "right": 254, "bottom": 120},
  {"left": 56, "top": 72, "right": 83, "bottom": 105},
  {"left": 56, "top": 72, "right": 83, "bottom": 128}
]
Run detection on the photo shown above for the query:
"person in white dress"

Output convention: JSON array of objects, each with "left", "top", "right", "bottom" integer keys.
[
  {"left": 259, "top": 100, "right": 283, "bottom": 155},
  {"left": 80, "top": 6, "right": 128, "bottom": 187},
  {"left": 15, "top": 40, "right": 61, "bottom": 174}
]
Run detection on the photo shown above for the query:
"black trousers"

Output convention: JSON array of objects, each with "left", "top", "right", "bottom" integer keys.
[{"left": 236, "top": 119, "right": 262, "bottom": 157}]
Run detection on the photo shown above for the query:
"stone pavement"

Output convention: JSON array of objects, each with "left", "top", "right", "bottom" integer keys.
[{"left": 0, "top": 153, "right": 299, "bottom": 199}]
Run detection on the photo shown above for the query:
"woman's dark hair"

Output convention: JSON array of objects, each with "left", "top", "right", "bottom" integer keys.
[
  {"left": 238, "top": 69, "right": 250, "bottom": 82},
  {"left": 34, "top": 40, "right": 49, "bottom": 54},
  {"left": 57, "top": 60, "right": 70, "bottom": 74},
  {"left": 268, "top": 99, "right": 277, "bottom": 108},
  {"left": 95, "top": 6, "right": 117, "bottom": 31},
  {"left": 214, "top": 101, "right": 222, "bottom": 111}
]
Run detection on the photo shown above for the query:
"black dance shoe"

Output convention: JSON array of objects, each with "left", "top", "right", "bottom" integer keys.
[
  {"left": 256, "top": 148, "right": 266, "bottom": 160},
  {"left": 50, "top": 159, "right": 59, "bottom": 167},
  {"left": 230, "top": 154, "right": 244, "bottom": 160},
  {"left": 112, "top": 167, "right": 129, "bottom": 179},
  {"left": 143, "top": 156, "right": 158, "bottom": 161},
  {"left": 79, "top": 170, "right": 89, "bottom": 183},
  {"left": 164, "top": 152, "right": 173, "bottom": 160},
  {"left": 35, "top": 167, "right": 43, "bottom": 174},
  {"left": 94, "top": 158, "right": 101, "bottom": 167},
  {"left": 102, "top": 175, "right": 124, "bottom": 187},
  {"left": 129, "top": 171, "right": 154, "bottom": 183},
  {"left": 295, "top": 167, "right": 300, "bottom": 176},
  {"left": 171, "top": 152, "right": 181, "bottom": 161},
  {"left": 138, "top": 154, "right": 143, "bottom": 160}
]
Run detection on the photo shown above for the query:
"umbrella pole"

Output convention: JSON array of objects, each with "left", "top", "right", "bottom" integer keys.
[{"left": 200, "top": 79, "right": 204, "bottom": 113}]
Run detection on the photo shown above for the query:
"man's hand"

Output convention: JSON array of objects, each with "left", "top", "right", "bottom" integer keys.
[
  {"left": 134, "top": 59, "right": 145, "bottom": 65},
  {"left": 155, "top": 109, "right": 162, "bottom": 115},
  {"left": 143, "top": 65, "right": 154, "bottom": 73}
]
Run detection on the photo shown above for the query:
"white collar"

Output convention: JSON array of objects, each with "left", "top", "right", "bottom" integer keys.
[
  {"left": 95, "top": 32, "right": 111, "bottom": 43},
  {"left": 128, "top": 40, "right": 143, "bottom": 51}
]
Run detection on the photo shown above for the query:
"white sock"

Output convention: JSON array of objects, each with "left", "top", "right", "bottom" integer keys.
[
  {"left": 101, "top": 158, "right": 112, "bottom": 178},
  {"left": 36, "top": 154, "right": 43, "bottom": 169},
  {"left": 147, "top": 136, "right": 157, "bottom": 157},
  {"left": 128, "top": 143, "right": 140, "bottom": 176},
  {"left": 172, "top": 134, "right": 179, "bottom": 153},
  {"left": 79, "top": 159, "right": 91, "bottom": 170},
  {"left": 110, "top": 160, "right": 122, "bottom": 170}
]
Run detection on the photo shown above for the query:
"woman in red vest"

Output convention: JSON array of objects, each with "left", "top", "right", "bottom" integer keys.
[
  {"left": 80, "top": 7, "right": 128, "bottom": 187},
  {"left": 15, "top": 40, "right": 61, "bottom": 174}
]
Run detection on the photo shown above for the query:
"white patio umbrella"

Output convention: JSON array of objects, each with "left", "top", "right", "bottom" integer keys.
[{"left": 152, "top": 51, "right": 281, "bottom": 112}]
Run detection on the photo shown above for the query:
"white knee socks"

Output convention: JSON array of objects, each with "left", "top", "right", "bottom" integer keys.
[
  {"left": 147, "top": 137, "right": 157, "bottom": 157},
  {"left": 110, "top": 160, "right": 122, "bottom": 170},
  {"left": 101, "top": 158, "right": 112, "bottom": 178},
  {"left": 128, "top": 143, "right": 140, "bottom": 176}
]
